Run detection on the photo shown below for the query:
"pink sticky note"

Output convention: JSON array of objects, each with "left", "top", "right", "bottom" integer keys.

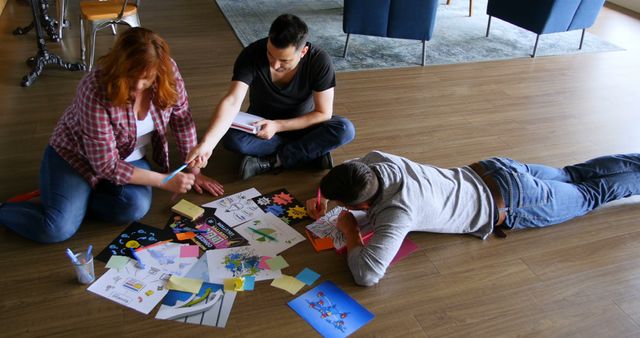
[
  {"left": 389, "top": 238, "right": 419, "bottom": 266},
  {"left": 258, "top": 256, "right": 272, "bottom": 270},
  {"left": 180, "top": 245, "right": 200, "bottom": 258}
]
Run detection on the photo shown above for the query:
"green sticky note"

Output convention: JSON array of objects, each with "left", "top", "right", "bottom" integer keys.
[
  {"left": 265, "top": 255, "right": 289, "bottom": 270},
  {"left": 105, "top": 255, "right": 130, "bottom": 270}
]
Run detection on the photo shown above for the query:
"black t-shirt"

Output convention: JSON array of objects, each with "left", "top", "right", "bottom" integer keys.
[{"left": 232, "top": 38, "right": 336, "bottom": 120}]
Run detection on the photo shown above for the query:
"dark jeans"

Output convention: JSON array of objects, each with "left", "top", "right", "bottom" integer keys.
[
  {"left": 479, "top": 154, "right": 640, "bottom": 229},
  {"left": 222, "top": 115, "right": 356, "bottom": 168},
  {"left": 0, "top": 146, "right": 152, "bottom": 243}
]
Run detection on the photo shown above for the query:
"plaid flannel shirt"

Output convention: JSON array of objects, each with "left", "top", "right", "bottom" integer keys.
[{"left": 50, "top": 60, "right": 197, "bottom": 188}]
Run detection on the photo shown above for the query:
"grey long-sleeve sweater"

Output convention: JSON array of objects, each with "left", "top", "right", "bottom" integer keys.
[{"left": 347, "top": 151, "right": 495, "bottom": 286}]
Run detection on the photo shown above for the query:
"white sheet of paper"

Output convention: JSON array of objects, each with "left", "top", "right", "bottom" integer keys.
[
  {"left": 155, "top": 255, "right": 237, "bottom": 328},
  {"left": 230, "top": 111, "right": 263, "bottom": 134},
  {"left": 234, "top": 212, "right": 306, "bottom": 256},
  {"left": 305, "top": 207, "right": 369, "bottom": 249},
  {"left": 135, "top": 242, "right": 198, "bottom": 277},
  {"left": 206, "top": 246, "right": 281, "bottom": 284},
  {"left": 203, "top": 188, "right": 264, "bottom": 227},
  {"left": 87, "top": 259, "right": 170, "bottom": 314}
]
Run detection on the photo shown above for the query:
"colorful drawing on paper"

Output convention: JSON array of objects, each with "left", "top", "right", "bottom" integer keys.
[
  {"left": 252, "top": 188, "right": 311, "bottom": 225},
  {"left": 234, "top": 212, "right": 306, "bottom": 256},
  {"left": 96, "top": 222, "right": 172, "bottom": 263},
  {"left": 206, "top": 246, "right": 281, "bottom": 284},
  {"left": 288, "top": 281, "right": 375, "bottom": 338},
  {"left": 135, "top": 242, "right": 198, "bottom": 277},
  {"left": 306, "top": 207, "right": 370, "bottom": 251},
  {"left": 202, "top": 188, "right": 264, "bottom": 227},
  {"left": 165, "top": 207, "right": 248, "bottom": 251},
  {"left": 156, "top": 255, "right": 236, "bottom": 328}
]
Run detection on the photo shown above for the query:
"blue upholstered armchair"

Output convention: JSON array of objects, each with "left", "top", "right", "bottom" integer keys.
[
  {"left": 342, "top": 0, "right": 439, "bottom": 66},
  {"left": 485, "top": 0, "right": 606, "bottom": 57}
]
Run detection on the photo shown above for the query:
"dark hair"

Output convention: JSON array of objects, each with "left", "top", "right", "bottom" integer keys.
[
  {"left": 268, "top": 14, "right": 309, "bottom": 50},
  {"left": 320, "top": 162, "right": 378, "bottom": 205}
]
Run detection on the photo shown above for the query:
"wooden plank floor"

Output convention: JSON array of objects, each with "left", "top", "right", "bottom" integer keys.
[{"left": 1, "top": 1, "right": 640, "bottom": 336}]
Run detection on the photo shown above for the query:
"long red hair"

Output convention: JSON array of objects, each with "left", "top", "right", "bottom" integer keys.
[{"left": 97, "top": 27, "right": 177, "bottom": 109}]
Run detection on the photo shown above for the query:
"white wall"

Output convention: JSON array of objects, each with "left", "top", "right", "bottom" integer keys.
[{"left": 608, "top": 0, "right": 640, "bottom": 13}]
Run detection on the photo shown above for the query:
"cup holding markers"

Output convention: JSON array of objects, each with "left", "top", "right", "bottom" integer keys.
[{"left": 66, "top": 248, "right": 95, "bottom": 284}]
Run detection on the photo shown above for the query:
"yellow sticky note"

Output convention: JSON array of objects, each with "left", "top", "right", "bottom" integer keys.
[
  {"left": 171, "top": 199, "right": 204, "bottom": 220},
  {"left": 224, "top": 278, "right": 236, "bottom": 292},
  {"left": 234, "top": 277, "right": 244, "bottom": 291},
  {"left": 270, "top": 275, "right": 306, "bottom": 295},
  {"left": 166, "top": 275, "right": 203, "bottom": 294}
]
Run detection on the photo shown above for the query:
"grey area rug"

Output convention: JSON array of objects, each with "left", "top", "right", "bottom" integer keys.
[{"left": 215, "top": 0, "right": 623, "bottom": 71}]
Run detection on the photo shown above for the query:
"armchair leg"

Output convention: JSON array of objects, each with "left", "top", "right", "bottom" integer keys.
[
  {"left": 486, "top": 16, "right": 491, "bottom": 37},
  {"left": 469, "top": 0, "right": 473, "bottom": 17},
  {"left": 422, "top": 40, "right": 426, "bottom": 66},
  {"left": 579, "top": 29, "right": 586, "bottom": 49},
  {"left": 343, "top": 33, "right": 350, "bottom": 58},
  {"left": 532, "top": 35, "right": 540, "bottom": 58}
]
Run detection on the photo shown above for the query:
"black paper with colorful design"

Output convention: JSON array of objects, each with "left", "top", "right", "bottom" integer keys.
[
  {"left": 95, "top": 222, "right": 172, "bottom": 263},
  {"left": 164, "top": 207, "right": 248, "bottom": 251},
  {"left": 251, "top": 188, "right": 311, "bottom": 225}
]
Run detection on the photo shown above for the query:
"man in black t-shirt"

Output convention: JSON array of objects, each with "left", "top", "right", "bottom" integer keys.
[{"left": 187, "top": 14, "right": 355, "bottom": 179}]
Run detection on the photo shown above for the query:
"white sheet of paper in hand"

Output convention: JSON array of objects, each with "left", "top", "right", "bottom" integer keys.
[
  {"left": 231, "top": 112, "right": 263, "bottom": 134},
  {"left": 203, "top": 188, "right": 264, "bottom": 227},
  {"left": 306, "top": 206, "right": 368, "bottom": 238}
]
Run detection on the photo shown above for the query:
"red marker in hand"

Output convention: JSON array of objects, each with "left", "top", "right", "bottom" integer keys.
[{"left": 316, "top": 187, "right": 322, "bottom": 212}]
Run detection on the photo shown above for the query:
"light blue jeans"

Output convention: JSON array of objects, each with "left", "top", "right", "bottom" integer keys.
[
  {"left": 0, "top": 146, "right": 152, "bottom": 243},
  {"left": 478, "top": 154, "right": 640, "bottom": 229}
]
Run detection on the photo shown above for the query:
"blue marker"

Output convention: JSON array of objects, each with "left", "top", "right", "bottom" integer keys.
[
  {"left": 173, "top": 228, "right": 207, "bottom": 233},
  {"left": 86, "top": 244, "right": 93, "bottom": 261},
  {"left": 162, "top": 163, "right": 188, "bottom": 184},
  {"left": 66, "top": 248, "right": 80, "bottom": 264},
  {"left": 130, "top": 248, "right": 145, "bottom": 269}
]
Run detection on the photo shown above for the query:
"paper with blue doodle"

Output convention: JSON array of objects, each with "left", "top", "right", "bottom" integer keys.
[
  {"left": 135, "top": 242, "right": 198, "bottom": 277},
  {"left": 206, "top": 246, "right": 282, "bottom": 284}
]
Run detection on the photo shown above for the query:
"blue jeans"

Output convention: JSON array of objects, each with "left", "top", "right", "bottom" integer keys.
[
  {"left": 479, "top": 154, "right": 640, "bottom": 229},
  {"left": 222, "top": 115, "right": 355, "bottom": 168},
  {"left": 0, "top": 146, "right": 152, "bottom": 243}
]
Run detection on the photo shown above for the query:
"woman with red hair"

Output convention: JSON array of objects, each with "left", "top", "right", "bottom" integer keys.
[{"left": 0, "top": 27, "right": 223, "bottom": 243}]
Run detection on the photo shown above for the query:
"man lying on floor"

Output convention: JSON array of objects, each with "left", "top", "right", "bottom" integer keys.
[{"left": 306, "top": 150, "right": 640, "bottom": 286}]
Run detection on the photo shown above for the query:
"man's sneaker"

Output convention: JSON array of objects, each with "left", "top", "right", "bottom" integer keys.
[
  {"left": 311, "top": 152, "right": 333, "bottom": 170},
  {"left": 239, "top": 155, "right": 276, "bottom": 180}
]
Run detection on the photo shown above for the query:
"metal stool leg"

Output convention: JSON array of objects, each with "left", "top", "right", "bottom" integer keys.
[
  {"left": 89, "top": 25, "right": 99, "bottom": 71},
  {"left": 422, "top": 40, "right": 426, "bottom": 66},
  {"left": 579, "top": 29, "right": 586, "bottom": 49},
  {"left": 343, "top": 33, "right": 350, "bottom": 58},
  {"left": 80, "top": 16, "right": 86, "bottom": 61},
  {"left": 486, "top": 16, "right": 491, "bottom": 37},
  {"left": 532, "top": 35, "right": 540, "bottom": 58}
]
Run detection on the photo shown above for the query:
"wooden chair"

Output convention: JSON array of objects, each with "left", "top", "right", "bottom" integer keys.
[
  {"left": 446, "top": 0, "right": 473, "bottom": 17},
  {"left": 80, "top": 0, "right": 141, "bottom": 70}
]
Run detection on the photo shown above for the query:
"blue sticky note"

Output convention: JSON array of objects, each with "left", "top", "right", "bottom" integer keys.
[
  {"left": 243, "top": 276, "right": 255, "bottom": 291},
  {"left": 295, "top": 267, "right": 320, "bottom": 286}
]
